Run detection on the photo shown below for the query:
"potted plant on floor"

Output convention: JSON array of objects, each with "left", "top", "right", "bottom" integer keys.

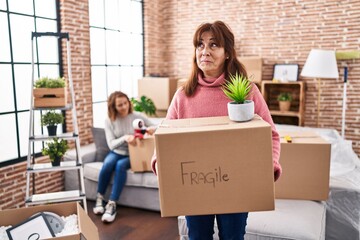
[
  {"left": 42, "top": 138, "right": 69, "bottom": 166},
  {"left": 277, "top": 92, "right": 293, "bottom": 112},
  {"left": 33, "top": 76, "right": 67, "bottom": 107},
  {"left": 222, "top": 72, "right": 254, "bottom": 122},
  {"left": 41, "top": 110, "right": 64, "bottom": 136},
  {"left": 131, "top": 95, "right": 157, "bottom": 116}
]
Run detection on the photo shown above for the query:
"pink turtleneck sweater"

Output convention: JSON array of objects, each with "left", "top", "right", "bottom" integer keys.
[{"left": 152, "top": 73, "right": 282, "bottom": 181}]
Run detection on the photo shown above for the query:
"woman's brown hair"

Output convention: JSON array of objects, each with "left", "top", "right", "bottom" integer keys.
[
  {"left": 184, "top": 20, "right": 248, "bottom": 96},
  {"left": 107, "top": 91, "right": 133, "bottom": 121}
]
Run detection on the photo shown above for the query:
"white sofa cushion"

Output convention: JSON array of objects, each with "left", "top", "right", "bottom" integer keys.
[{"left": 178, "top": 200, "right": 326, "bottom": 240}]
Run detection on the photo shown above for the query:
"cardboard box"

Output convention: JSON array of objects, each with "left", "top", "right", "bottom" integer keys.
[
  {"left": 138, "top": 77, "right": 177, "bottom": 110},
  {"left": 177, "top": 78, "right": 187, "bottom": 89},
  {"left": 275, "top": 131, "right": 331, "bottom": 200},
  {"left": 238, "top": 57, "right": 262, "bottom": 84},
  {"left": 0, "top": 202, "right": 99, "bottom": 240},
  {"left": 155, "top": 115, "right": 275, "bottom": 217},
  {"left": 129, "top": 136, "right": 154, "bottom": 172}
]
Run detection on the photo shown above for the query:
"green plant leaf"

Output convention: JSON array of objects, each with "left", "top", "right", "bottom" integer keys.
[
  {"left": 41, "top": 110, "right": 64, "bottom": 126},
  {"left": 222, "top": 72, "right": 252, "bottom": 104},
  {"left": 34, "top": 77, "right": 65, "bottom": 88},
  {"left": 130, "top": 95, "right": 157, "bottom": 116},
  {"left": 277, "top": 92, "right": 293, "bottom": 102},
  {"left": 42, "top": 138, "right": 69, "bottom": 161}
]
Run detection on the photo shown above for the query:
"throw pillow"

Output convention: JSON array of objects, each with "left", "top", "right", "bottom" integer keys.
[{"left": 91, "top": 127, "right": 110, "bottom": 162}]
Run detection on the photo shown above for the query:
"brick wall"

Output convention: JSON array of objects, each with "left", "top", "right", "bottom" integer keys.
[
  {"left": 60, "top": 0, "right": 93, "bottom": 146},
  {"left": 0, "top": 157, "right": 63, "bottom": 210},
  {"left": 144, "top": 0, "right": 360, "bottom": 156}
]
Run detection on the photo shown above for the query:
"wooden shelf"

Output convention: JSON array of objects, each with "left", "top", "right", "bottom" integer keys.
[
  {"left": 270, "top": 110, "right": 301, "bottom": 117},
  {"left": 261, "top": 81, "right": 305, "bottom": 126}
]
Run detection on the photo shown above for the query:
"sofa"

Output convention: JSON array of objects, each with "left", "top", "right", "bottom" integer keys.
[
  {"left": 64, "top": 125, "right": 360, "bottom": 240},
  {"left": 64, "top": 127, "right": 160, "bottom": 211}
]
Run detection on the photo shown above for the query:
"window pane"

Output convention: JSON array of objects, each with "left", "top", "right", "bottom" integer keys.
[
  {"left": 92, "top": 102, "right": 107, "bottom": 128},
  {"left": 105, "top": 0, "right": 119, "bottom": 30},
  {"left": 0, "top": 64, "right": 15, "bottom": 112},
  {"left": 37, "top": 29, "right": 59, "bottom": 63},
  {"left": 119, "top": 66, "right": 135, "bottom": 98},
  {"left": 131, "top": 1, "right": 143, "bottom": 34},
  {"left": 10, "top": 14, "right": 35, "bottom": 63},
  {"left": 0, "top": 114, "right": 18, "bottom": 162},
  {"left": 90, "top": 28, "right": 106, "bottom": 65},
  {"left": 18, "top": 111, "right": 43, "bottom": 157},
  {"left": 106, "top": 30, "right": 120, "bottom": 65},
  {"left": 8, "top": 0, "right": 33, "bottom": 15},
  {"left": 119, "top": 0, "right": 131, "bottom": 32},
  {"left": 0, "top": 13, "right": 11, "bottom": 62},
  {"left": 107, "top": 66, "right": 120, "bottom": 95},
  {"left": 130, "top": 33, "right": 143, "bottom": 65},
  {"left": 35, "top": 0, "right": 56, "bottom": 19},
  {"left": 91, "top": 66, "right": 107, "bottom": 102},
  {"left": 0, "top": 0, "right": 6, "bottom": 10},
  {"left": 119, "top": 32, "right": 132, "bottom": 65},
  {"left": 36, "top": 18, "right": 57, "bottom": 33},
  {"left": 89, "top": 0, "right": 104, "bottom": 27},
  {"left": 14, "top": 64, "right": 33, "bottom": 111},
  {"left": 39, "top": 64, "right": 60, "bottom": 79}
]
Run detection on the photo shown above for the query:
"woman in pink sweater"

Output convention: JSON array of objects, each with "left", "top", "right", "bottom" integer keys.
[{"left": 152, "top": 20, "right": 281, "bottom": 240}]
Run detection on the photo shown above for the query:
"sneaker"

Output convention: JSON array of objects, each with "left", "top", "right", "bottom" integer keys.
[
  {"left": 93, "top": 193, "right": 105, "bottom": 215},
  {"left": 101, "top": 200, "right": 117, "bottom": 223}
]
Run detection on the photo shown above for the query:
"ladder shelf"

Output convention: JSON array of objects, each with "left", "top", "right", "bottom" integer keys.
[{"left": 26, "top": 32, "right": 87, "bottom": 212}]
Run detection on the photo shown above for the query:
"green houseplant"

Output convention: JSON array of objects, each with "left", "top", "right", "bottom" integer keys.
[
  {"left": 42, "top": 138, "right": 69, "bottom": 166},
  {"left": 222, "top": 73, "right": 254, "bottom": 122},
  {"left": 41, "top": 110, "right": 64, "bottom": 136},
  {"left": 131, "top": 95, "right": 157, "bottom": 116},
  {"left": 33, "top": 77, "right": 67, "bottom": 107},
  {"left": 34, "top": 76, "right": 66, "bottom": 88},
  {"left": 277, "top": 92, "right": 293, "bottom": 112}
]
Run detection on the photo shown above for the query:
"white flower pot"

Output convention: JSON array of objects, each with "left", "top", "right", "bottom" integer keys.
[{"left": 227, "top": 100, "right": 254, "bottom": 122}]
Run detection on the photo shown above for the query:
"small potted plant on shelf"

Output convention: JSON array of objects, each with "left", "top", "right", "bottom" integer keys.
[
  {"left": 131, "top": 95, "right": 157, "bottom": 116},
  {"left": 42, "top": 138, "right": 69, "bottom": 166},
  {"left": 41, "top": 110, "right": 64, "bottom": 136},
  {"left": 33, "top": 76, "right": 67, "bottom": 107},
  {"left": 277, "top": 92, "right": 293, "bottom": 112},
  {"left": 222, "top": 72, "right": 254, "bottom": 122}
]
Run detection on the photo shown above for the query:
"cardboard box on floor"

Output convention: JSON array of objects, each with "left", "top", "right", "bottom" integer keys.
[
  {"left": 129, "top": 136, "right": 154, "bottom": 172},
  {"left": 275, "top": 131, "right": 331, "bottom": 201},
  {"left": 155, "top": 115, "right": 275, "bottom": 217},
  {"left": 238, "top": 57, "right": 262, "bottom": 84},
  {"left": 0, "top": 202, "right": 99, "bottom": 240},
  {"left": 138, "top": 77, "right": 178, "bottom": 110}
]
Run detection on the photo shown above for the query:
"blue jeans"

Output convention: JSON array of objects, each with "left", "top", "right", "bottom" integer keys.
[
  {"left": 186, "top": 213, "right": 248, "bottom": 240},
  {"left": 97, "top": 151, "right": 130, "bottom": 201}
]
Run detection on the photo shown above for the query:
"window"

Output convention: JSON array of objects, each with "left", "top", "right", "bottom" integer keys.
[
  {"left": 0, "top": 0, "right": 60, "bottom": 166},
  {"left": 89, "top": 0, "right": 144, "bottom": 128}
]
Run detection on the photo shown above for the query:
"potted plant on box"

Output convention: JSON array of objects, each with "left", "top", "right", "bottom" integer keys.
[
  {"left": 42, "top": 138, "right": 69, "bottom": 166},
  {"left": 222, "top": 72, "right": 254, "bottom": 122},
  {"left": 277, "top": 92, "right": 293, "bottom": 112},
  {"left": 41, "top": 110, "right": 64, "bottom": 136},
  {"left": 131, "top": 95, "right": 157, "bottom": 116},
  {"left": 33, "top": 77, "right": 67, "bottom": 107}
]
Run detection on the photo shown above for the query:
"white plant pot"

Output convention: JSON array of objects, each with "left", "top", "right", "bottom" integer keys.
[{"left": 227, "top": 100, "right": 254, "bottom": 122}]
